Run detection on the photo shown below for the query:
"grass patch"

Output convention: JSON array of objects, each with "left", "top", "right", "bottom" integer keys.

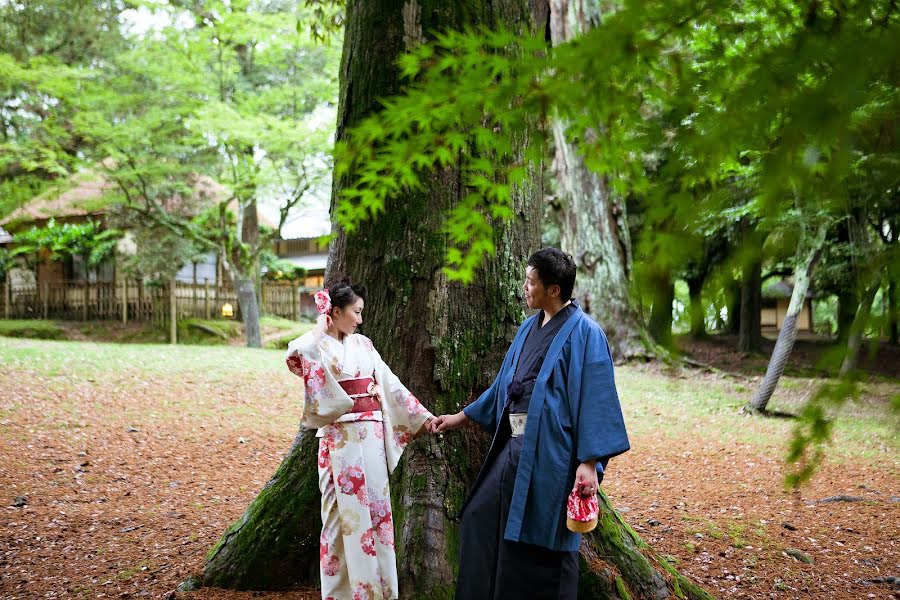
[
  {"left": 616, "top": 366, "right": 900, "bottom": 463},
  {"left": 0, "top": 319, "right": 67, "bottom": 340},
  {"left": 178, "top": 318, "right": 242, "bottom": 345},
  {"left": 0, "top": 337, "right": 282, "bottom": 377},
  {"left": 260, "top": 315, "right": 314, "bottom": 349}
]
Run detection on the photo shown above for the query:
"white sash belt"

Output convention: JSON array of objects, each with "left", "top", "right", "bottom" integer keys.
[{"left": 509, "top": 413, "right": 527, "bottom": 437}]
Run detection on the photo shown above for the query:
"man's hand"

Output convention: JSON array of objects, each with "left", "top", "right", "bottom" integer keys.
[
  {"left": 573, "top": 460, "right": 598, "bottom": 497},
  {"left": 432, "top": 411, "right": 468, "bottom": 433}
]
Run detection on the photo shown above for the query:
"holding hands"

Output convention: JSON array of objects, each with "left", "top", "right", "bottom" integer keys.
[{"left": 425, "top": 411, "right": 468, "bottom": 434}]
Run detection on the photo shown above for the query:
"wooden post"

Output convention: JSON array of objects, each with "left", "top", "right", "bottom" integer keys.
[
  {"left": 42, "top": 283, "right": 49, "bottom": 320},
  {"left": 138, "top": 279, "right": 145, "bottom": 322},
  {"left": 291, "top": 281, "right": 298, "bottom": 321},
  {"left": 204, "top": 278, "right": 211, "bottom": 319},
  {"left": 83, "top": 280, "right": 89, "bottom": 321},
  {"left": 121, "top": 278, "right": 128, "bottom": 324},
  {"left": 169, "top": 276, "right": 177, "bottom": 344},
  {"left": 259, "top": 282, "right": 266, "bottom": 316},
  {"left": 3, "top": 280, "right": 9, "bottom": 320}
]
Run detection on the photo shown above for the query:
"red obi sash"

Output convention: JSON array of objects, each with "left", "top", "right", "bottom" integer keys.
[{"left": 338, "top": 377, "right": 381, "bottom": 413}]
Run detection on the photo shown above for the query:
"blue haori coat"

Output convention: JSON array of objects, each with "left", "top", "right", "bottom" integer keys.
[{"left": 462, "top": 304, "right": 630, "bottom": 552}]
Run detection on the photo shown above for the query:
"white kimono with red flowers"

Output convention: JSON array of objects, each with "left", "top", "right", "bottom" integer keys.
[{"left": 286, "top": 332, "right": 433, "bottom": 600}]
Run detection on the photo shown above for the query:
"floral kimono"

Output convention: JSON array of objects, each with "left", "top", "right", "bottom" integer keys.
[{"left": 286, "top": 332, "right": 433, "bottom": 600}]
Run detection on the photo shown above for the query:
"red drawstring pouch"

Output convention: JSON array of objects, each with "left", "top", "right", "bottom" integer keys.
[{"left": 566, "top": 489, "right": 599, "bottom": 533}]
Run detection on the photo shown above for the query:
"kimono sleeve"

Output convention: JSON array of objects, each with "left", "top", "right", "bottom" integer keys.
[
  {"left": 365, "top": 336, "right": 434, "bottom": 472},
  {"left": 285, "top": 332, "right": 350, "bottom": 429},
  {"left": 575, "top": 333, "right": 630, "bottom": 468}
]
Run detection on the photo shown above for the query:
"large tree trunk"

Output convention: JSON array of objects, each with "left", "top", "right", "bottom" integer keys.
[
  {"left": 738, "top": 255, "right": 762, "bottom": 353},
  {"left": 547, "top": 1, "right": 653, "bottom": 361},
  {"left": 201, "top": 1, "right": 711, "bottom": 598},
  {"left": 747, "top": 222, "right": 828, "bottom": 412}
]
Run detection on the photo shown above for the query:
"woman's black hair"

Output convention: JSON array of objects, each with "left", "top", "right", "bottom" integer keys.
[{"left": 328, "top": 276, "right": 367, "bottom": 313}]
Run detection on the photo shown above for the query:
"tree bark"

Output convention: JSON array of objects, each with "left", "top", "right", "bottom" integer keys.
[
  {"left": 201, "top": 1, "right": 711, "bottom": 598},
  {"left": 547, "top": 0, "right": 653, "bottom": 361},
  {"left": 738, "top": 255, "right": 762, "bottom": 353},
  {"left": 747, "top": 221, "right": 828, "bottom": 412}
]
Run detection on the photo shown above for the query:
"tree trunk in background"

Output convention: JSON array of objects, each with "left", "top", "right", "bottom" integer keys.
[
  {"left": 233, "top": 276, "right": 261, "bottom": 348},
  {"left": 748, "top": 222, "right": 828, "bottom": 412},
  {"left": 202, "top": 1, "right": 711, "bottom": 598},
  {"left": 726, "top": 278, "right": 741, "bottom": 334},
  {"left": 839, "top": 275, "right": 881, "bottom": 376},
  {"left": 738, "top": 255, "right": 762, "bottom": 353},
  {"left": 686, "top": 275, "right": 706, "bottom": 338},
  {"left": 836, "top": 288, "right": 858, "bottom": 344},
  {"left": 235, "top": 196, "right": 262, "bottom": 348},
  {"left": 647, "top": 270, "right": 674, "bottom": 347},
  {"left": 890, "top": 280, "right": 898, "bottom": 345},
  {"left": 738, "top": 220, "right": 763, "bottom": 352},
  {"left": 547, "top": 0, "right": 652, "bottom": 361}
]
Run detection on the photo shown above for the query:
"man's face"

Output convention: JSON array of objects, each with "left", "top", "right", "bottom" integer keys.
[{"left": 523, "top": 265, "right": 559, "bottom": 310}]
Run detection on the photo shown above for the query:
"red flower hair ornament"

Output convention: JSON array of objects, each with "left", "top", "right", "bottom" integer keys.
[{"left": 315, "top": 289, "right": 332, "bottom": 315}]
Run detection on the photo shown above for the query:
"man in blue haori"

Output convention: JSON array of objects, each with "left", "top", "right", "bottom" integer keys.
[{"left": 433, "top": 247, "right": 630, "bottom": 599}]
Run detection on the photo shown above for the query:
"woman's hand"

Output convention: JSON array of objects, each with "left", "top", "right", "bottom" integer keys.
[
  {"left": 314, "top": 313, "right": 333, "bottom": 338},
  {"left": 432, "top": 411, "right": 468, "bottom": 433},
  {"left": 423, "top": 416, "right": 436, "bottom": 434},
  {"left": 573, "top": 461, "right": 599, "bottom": 497}
]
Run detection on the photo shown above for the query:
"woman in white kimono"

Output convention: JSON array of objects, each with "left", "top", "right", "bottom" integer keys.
[{"left": 286, "top": 278, "right": 434, "bottom": 600}]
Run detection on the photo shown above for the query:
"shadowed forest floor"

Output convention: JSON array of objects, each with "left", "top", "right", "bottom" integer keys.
[{"left": 0, "top": 336, "right": 897, "bottom": 599}]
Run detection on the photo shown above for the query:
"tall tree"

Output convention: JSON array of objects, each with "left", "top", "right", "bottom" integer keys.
[
  {"left": 747, "top": 209, "right": 829, "bottom": 412},
  {"left": 201, "top": 2, "right": 711, "bottom": 598},
  {"left": 0, "top": 0, "right": 126, "bottom": 217},
  {"left": 737, "top": 222, "right": 764, "bottom": 353},
  {"left": 547, "top": 0, "right": 650, "bottom": 359}
]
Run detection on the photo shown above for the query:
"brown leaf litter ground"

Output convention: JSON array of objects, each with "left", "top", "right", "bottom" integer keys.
[{"left": 0, "top": 335, "right": 897, "bottom": 599}]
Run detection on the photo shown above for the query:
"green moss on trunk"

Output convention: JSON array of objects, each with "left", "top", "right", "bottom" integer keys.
[{"left": 202, "top": 429, "right": 321, "bottom": 589}]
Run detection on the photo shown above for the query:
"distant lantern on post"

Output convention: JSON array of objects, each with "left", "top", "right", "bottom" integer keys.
[{"left": 221, "top": 302, "right": 234, "bottom": 318}]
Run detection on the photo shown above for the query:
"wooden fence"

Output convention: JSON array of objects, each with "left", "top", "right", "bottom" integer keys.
[{"left": 0, "top": 279, "right": 319, "bottom": 323}]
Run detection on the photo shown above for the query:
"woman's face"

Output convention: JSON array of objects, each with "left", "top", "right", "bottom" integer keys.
[{"left": 331, "top": 296, "right": 364, "bottom": 336}]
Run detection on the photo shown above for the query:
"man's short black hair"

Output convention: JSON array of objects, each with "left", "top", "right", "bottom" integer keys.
[{"left": 527, "top": 247, "right": 576, "bottom": 301}]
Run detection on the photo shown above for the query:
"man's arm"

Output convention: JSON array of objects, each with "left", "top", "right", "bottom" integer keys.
[{"left": 433, "top": 374, "right": 500, "bottom": 433}]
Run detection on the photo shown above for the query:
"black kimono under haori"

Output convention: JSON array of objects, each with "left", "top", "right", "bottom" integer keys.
[{"left": 456, "top": 302, "right": 630, "bottom": 600}]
